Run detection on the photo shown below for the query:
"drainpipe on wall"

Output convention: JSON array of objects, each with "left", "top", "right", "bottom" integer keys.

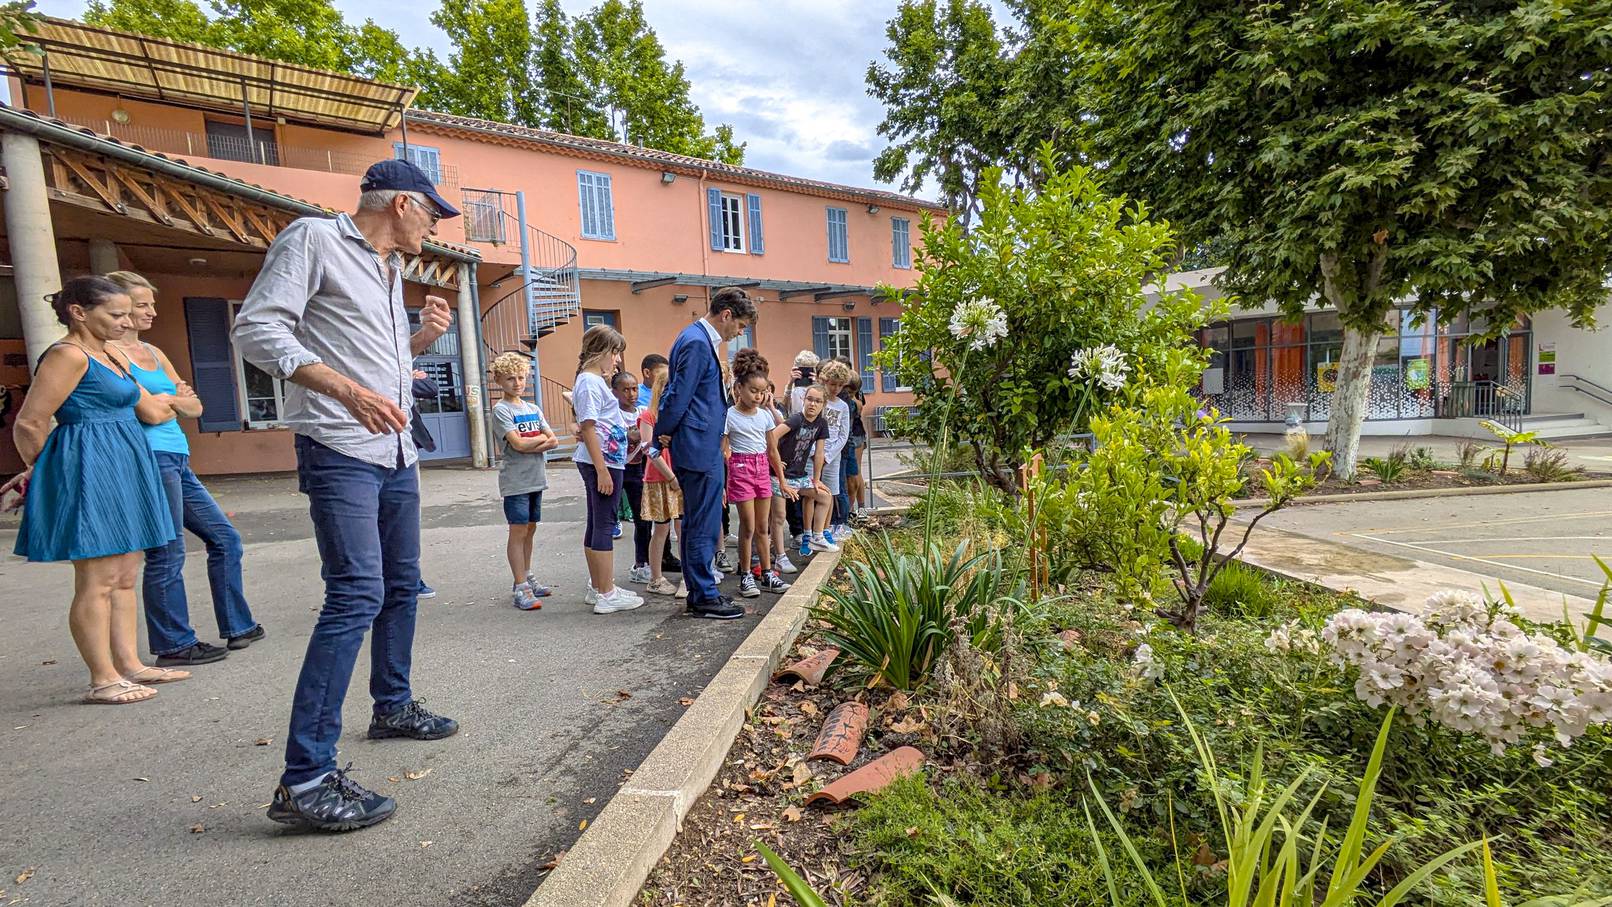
[
  {"left": 457, "top": 261, "right": 488, "bottom": 469},
  {"left": 515, "top": 190, "right": 542, "bottom": 389},
  {"left": 696, "top": 169, "right": 710, "bottom": 310}
]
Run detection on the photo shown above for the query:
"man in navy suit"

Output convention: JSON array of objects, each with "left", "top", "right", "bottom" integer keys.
[{"left": 656, "top": 287, "right": 757, "bottom": 619}]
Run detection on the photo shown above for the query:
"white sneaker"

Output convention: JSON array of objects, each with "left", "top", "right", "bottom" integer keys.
[
  {"left": 808, "top": 534, "right": 840, "bottom": 553},
  {"left": 646, "top": 577, "right": 679, "bottom": 596},
  {"left": 585, "top": 586, "right": 601, "bottom": 605},
  {"left": 775, "top": 553, "right": 798, "bottom": 574},
  {"left": 593, "top": 586, "right": 645, "bottom": 614},
  {"left": 675, "top": 581, "right": 688, "bottom": 600},
  {"left": 627, "top": 564, "right": 651, "bottom": 584}
]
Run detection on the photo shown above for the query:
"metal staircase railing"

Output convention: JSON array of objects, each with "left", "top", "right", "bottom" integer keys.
[
  {"left": 465, "top": 188, "right": 583, "bottom": 362},
  {"left": 1561, "top": 374, "right": 1612, "bottom": 411}
]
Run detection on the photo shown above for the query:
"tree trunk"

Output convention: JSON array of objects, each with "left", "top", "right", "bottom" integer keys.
[{"left": 1324, "top": 324, "right": 1382, "bottom": 479}]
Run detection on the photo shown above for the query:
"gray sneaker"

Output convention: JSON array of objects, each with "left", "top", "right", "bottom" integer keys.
[{"left": 512, "top": 584, "right": 540, "bottom": 610}]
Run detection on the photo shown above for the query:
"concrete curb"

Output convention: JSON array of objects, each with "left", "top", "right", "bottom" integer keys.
[
  {"left": 523, "top": 549, "right": 843, "bottom": 907},
  {"left": 1234, "top": 477, "right": 1612, "bottom": 509}
]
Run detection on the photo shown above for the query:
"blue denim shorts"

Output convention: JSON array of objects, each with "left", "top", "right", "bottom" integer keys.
[{"left": 503, "top": 491, "right": 543, "bottom": 525}]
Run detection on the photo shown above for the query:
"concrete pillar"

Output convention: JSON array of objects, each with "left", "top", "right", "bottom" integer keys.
[
  {"left": 457, "top": 262, "right": 489, "bottom": 469},
  {"left": 2, "top": 131, "right": 65, "bottom": 374},
  {"left": 88, "top": 238, "right": 119, "bottom": 274}
]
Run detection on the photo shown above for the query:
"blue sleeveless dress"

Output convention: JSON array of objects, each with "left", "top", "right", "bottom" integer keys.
[{"left": 14, "top": 347, "right": 175, "bottom": 562}]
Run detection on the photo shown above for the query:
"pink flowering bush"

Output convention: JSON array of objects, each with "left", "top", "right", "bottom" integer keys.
[{"left": 1319, "top": 590, "right": 1612, "bottom": 753}]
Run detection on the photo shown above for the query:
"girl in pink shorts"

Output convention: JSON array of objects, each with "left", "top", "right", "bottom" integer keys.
[{"left": 722, "top": 349, "right": 794, "bottom": 598}]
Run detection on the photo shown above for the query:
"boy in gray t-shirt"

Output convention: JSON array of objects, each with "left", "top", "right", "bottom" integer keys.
[{"left": 489, "top": 353, "right": 559, "bottom": 610}]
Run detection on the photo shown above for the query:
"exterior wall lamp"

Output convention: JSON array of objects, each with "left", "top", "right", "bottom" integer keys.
[
  {"left": 672, "top": 293, "right": 689, "bottom": 304},
  {"left": 866, "top": 204, "right": 880, "bottom": 214},
  {"left": 661, "top": 171, "right": 676, "bottom": 184}
]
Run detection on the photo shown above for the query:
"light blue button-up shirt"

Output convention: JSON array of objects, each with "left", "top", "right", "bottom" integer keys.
[{"left": 233, "top": 213, "right": 416, "bottom": 468}]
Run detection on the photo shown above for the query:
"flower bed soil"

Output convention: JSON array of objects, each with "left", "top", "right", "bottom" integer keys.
[
  {"left": 636, "top": 635, "right": 932, "bottom": 906},
  {"left": 1243, "top": 466, "right": 1570, "bottom": 499}
]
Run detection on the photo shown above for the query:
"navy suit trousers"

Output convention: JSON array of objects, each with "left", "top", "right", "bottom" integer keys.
[{"left": 674, "top": 464, "right": 722, "bottom": 604}]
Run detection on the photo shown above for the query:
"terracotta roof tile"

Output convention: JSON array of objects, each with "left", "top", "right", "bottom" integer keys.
[{"left": 406, "top": 109, "right": 944, "bottom": 212}]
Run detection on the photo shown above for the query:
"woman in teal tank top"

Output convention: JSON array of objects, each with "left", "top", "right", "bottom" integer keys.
[
  {"left": 108, "top": 271, "right": 263, "bottom": 668},
  {"left": 5, "top": 277, "right": 186, "bottom": 704}
]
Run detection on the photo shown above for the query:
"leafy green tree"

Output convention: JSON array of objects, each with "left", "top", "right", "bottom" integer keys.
[
  {"left": 430, "top": 0, "right": 538, "bottom": 126},
  {"left": 877, "top": 151, "right": 1213, "bottom": 491},
  {"left": 571, "top": 0, "right": 743, "bottom": 164},
  {"left": 866, "top": 0, "right": 1013, "bottom": 224},
  {"left": 1062, "top": 0, "right": 1612, "bottom": 476},
  {"left": 0, "top": 0, "right": 40, "bottom": 52},
  {"left": 531, "top": 0, "right": 607, "bottom": 137},
  {"left": 85, "top": 0, "right": 215, "bottom": 44}
]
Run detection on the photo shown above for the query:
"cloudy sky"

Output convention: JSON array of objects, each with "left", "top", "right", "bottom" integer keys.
[{"left": 39, "top": 0, "right": 1016, "bottom": 200}]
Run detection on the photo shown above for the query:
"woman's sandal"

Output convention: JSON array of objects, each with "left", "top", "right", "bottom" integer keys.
[
  {"left": 84, "top": 680, "right": 156, "bottom": 705},
  {"left": 123, "top": 666, "right": 191, "bottom": 684}
]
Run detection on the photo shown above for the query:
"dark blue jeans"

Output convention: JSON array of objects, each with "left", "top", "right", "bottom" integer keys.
[
  {"left": 282, "top": 436, "right": 422, "bottom": 787},
  {"left": 675, "top": 464, "right": 722, "bottom": 603},
  {"left": 142, "top": 451, "right": 255, "bottom": 655}
]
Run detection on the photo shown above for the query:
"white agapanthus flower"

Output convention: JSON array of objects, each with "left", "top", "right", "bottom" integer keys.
[
  {"left": 1132, "top": 643, "right": 1164, "bottom": 681},
  {"left": 1320, "top": 589, "right": 1612, "bottom": 754},
  {"left": 1067, "top": 344, "right": 1131, "bottom": 391},
  {"left": 947, "top": 298, "right": 1008, "bottom": 351}
]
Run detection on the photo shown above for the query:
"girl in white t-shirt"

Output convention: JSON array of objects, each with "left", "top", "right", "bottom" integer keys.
[
  {"left": 571, "top": 325, "right": 644, "bottom": 615},
  {"left": 722, "top": 349, "right": 793, "bottom": 598}
]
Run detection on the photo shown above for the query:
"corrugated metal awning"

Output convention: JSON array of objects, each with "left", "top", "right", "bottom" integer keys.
[{"left": 10, "top": 18, "right": 416, "bottom": 134}]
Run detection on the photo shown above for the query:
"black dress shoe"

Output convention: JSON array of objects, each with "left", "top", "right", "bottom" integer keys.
[
  {"left": 268, "top": 764, "right": 395, "bottom": 832},
  {"left": 368, "top": 699, "right": 459, "bottom": 740},
  {"left": 688, "top": 597, "right": 743, "bottom": 620},
  {"left": 155, "top": 642, "right": 229, "bottom": 666},
  {"left": 660, "top": 553, "right": 683, "bottom": 573},
  {"left": 225, "top": 625, "right": 266, "bottom": 650}
]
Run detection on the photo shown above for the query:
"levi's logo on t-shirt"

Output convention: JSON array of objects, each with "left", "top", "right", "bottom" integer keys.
[{"left": 513, "top": 412, "right": 545, "bottom": 437}]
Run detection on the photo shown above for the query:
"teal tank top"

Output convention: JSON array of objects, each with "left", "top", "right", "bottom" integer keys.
[{"left": 126, "top": 343, "right": 190, "bottom": 455}]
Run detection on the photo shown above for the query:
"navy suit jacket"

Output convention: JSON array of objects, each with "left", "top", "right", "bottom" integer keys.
[{"left": 657, "top": 321, "right": 728, "bottom": 474}]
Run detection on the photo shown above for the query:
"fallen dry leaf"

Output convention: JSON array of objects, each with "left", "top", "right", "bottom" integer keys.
[
  {"left": 791, "top": 762, "right": 813, "bottom": 786},
  {"left": 578, "top": 819, "right": 588, "bottom": 831},
  {"left": 41, "top": 660, "right": 56, "bottom": 666},
  {"left": 799, "top": 701, "right": 819, "bottom": 717},
  {"left": 887, "top": 691, "right": 910, "bottom": 712},
  {"left": 888, "top": 716, "right": 926, "bottom": 734},
  {"left": 782, "top": 806, "right": 802, "bottom": 823},
  {"left": 741, "top": 853, "right": 758, "bottom": 863},
  {"left": 191, "top": 795, "right": 203, "bottom": 803},
  {"left": 16, "top": 868, "right": 35, "bottom": 884},
  {"left": 611, "top": 689, "right": 632, "bottom": 703},
  {"left": 582, "top": 797, "right": 596, "bottom": 805},
  {"left": 904, "top": 826, "right": 920, "bottom": 838},
  {"left": 189, "top": 824, "right": 205, "bottom": 834},
  {"left": 387, "top": 776, "right": 401, "bottom": 783},
  {"left": 732, "top": 812, "right": 746, "bottom": 824},
  {"left": 420, "top": 841, "right": 434, "bottom": 849},
  {"left": 405, "top": 769, "right": 433, "bottom": 781},
  {"left": 748, "top": 822, "right": 775, "bottom": 831},
  {"left": 254, "top": 737, "right": 271, "bottom": 746},
  {"left": 679, "top": 697, "right": 695, "bottom": 706},
  {"left": 540, "top": 850, "right": 567, "bottom": 871}
]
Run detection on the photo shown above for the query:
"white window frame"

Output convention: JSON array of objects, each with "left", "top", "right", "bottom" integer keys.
[
  {"left": 726, "top": 324, "right": 755, "bottom": 361},
  {"left": 717, "top": 192, "right": 746, "bottom": 252},
  {"left": 827, "top": 207, "right": 849, "bottom": 263},
  {"left": 394, "top": 143, "right": 442, "bottom": 185},
  {"left": 825, "top": 316, "right": 854, "bottom": 364},
  {"left": 229, "top": 301, "right": 290, "bottom": 429}
]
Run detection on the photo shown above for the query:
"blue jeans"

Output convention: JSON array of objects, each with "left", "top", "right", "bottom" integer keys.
[
  {"left": 675, "top": 464, "right": 722, "bottom": 603},
  {"left": 142, "top": 451, "right": 255, "bottom": 655},
  {"left": 282, "top": 436, "right": 422, "bottom": 787}
]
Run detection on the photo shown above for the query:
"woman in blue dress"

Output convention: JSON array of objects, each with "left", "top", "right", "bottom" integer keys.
[
  {"left": 7, "top": 276, "right": 186, "bottom": 704},
  {"left": 107, "top": 271, "right": 263, "bottom": 666}
]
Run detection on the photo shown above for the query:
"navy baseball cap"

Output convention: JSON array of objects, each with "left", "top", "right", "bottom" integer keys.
[{"left": 360, "top": 159, "right": 461, "bottom": 218}]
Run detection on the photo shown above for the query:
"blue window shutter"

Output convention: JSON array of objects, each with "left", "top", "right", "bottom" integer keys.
[
  {"left": 857, "top": 317, "right": 875, "bottom": 388},
  {"left": 598, "top": 173, "right": 615, "bottom": 239},
  {"left": 879, "top": 317, "right": 899, "bottom": 392},
  {"left": 708, "top": 188, "right": 723, "bottom": 250},
  {"left": 812, "top": 317, "right": 830, "bottom": 361},
  {"left": 892, "top": 218, "right": 910, "bottom": 268},
  {"left": 747, "top": 193, "right": 764, "bottom": 254},
  {"left": 827, "top": 208, "right": 849, "bottom": 262},
  {"left": 183, "top": 297, "right": 241, "bottom": 432},
  {"left": 577, "top": 172, "right": 595, "bottom": 237}
]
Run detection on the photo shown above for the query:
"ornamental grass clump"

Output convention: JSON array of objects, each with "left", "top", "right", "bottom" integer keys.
[{"left": 1320, "top": 590, "right": 1612, "bottom": 754}]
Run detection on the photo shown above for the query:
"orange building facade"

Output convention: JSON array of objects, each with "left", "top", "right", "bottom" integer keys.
[{"left": 0, "top": 19, "right": 941, "bottom": 475}]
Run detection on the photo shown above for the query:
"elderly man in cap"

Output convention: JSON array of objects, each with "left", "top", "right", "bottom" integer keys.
[{"left": 234, "top": 159, "right": 461, "bottom": 832}]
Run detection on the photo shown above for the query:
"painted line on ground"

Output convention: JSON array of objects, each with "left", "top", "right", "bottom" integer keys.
[
  {"left": 1349, "top": 532, "right": 1605, "bottom": 589},
  {"left": 1345, "top": 509, "right": 1612, "bottom": 536}
]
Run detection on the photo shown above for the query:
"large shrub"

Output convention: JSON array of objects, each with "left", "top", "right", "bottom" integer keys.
[{"left": 875, "top": 151, "right": 1213, "bottom": 492}]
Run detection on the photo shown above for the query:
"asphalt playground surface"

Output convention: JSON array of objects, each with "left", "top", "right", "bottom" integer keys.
[
  {"left": 1257, "top": 485, "right": 1612, "bottom": 602},
  {"left": 0, "top": 463, "right": 809, "bottom": 907}
]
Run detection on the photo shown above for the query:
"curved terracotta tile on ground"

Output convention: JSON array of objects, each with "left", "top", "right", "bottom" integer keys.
[
  {"left": 808, "top": 702, "right": 868, "bottom": 765},
  {"left": 805, "top": 746, "right": 924, "bottom": 807},
  {"left": 772, "top": 647, "right": 839, "bottom": 686}
]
